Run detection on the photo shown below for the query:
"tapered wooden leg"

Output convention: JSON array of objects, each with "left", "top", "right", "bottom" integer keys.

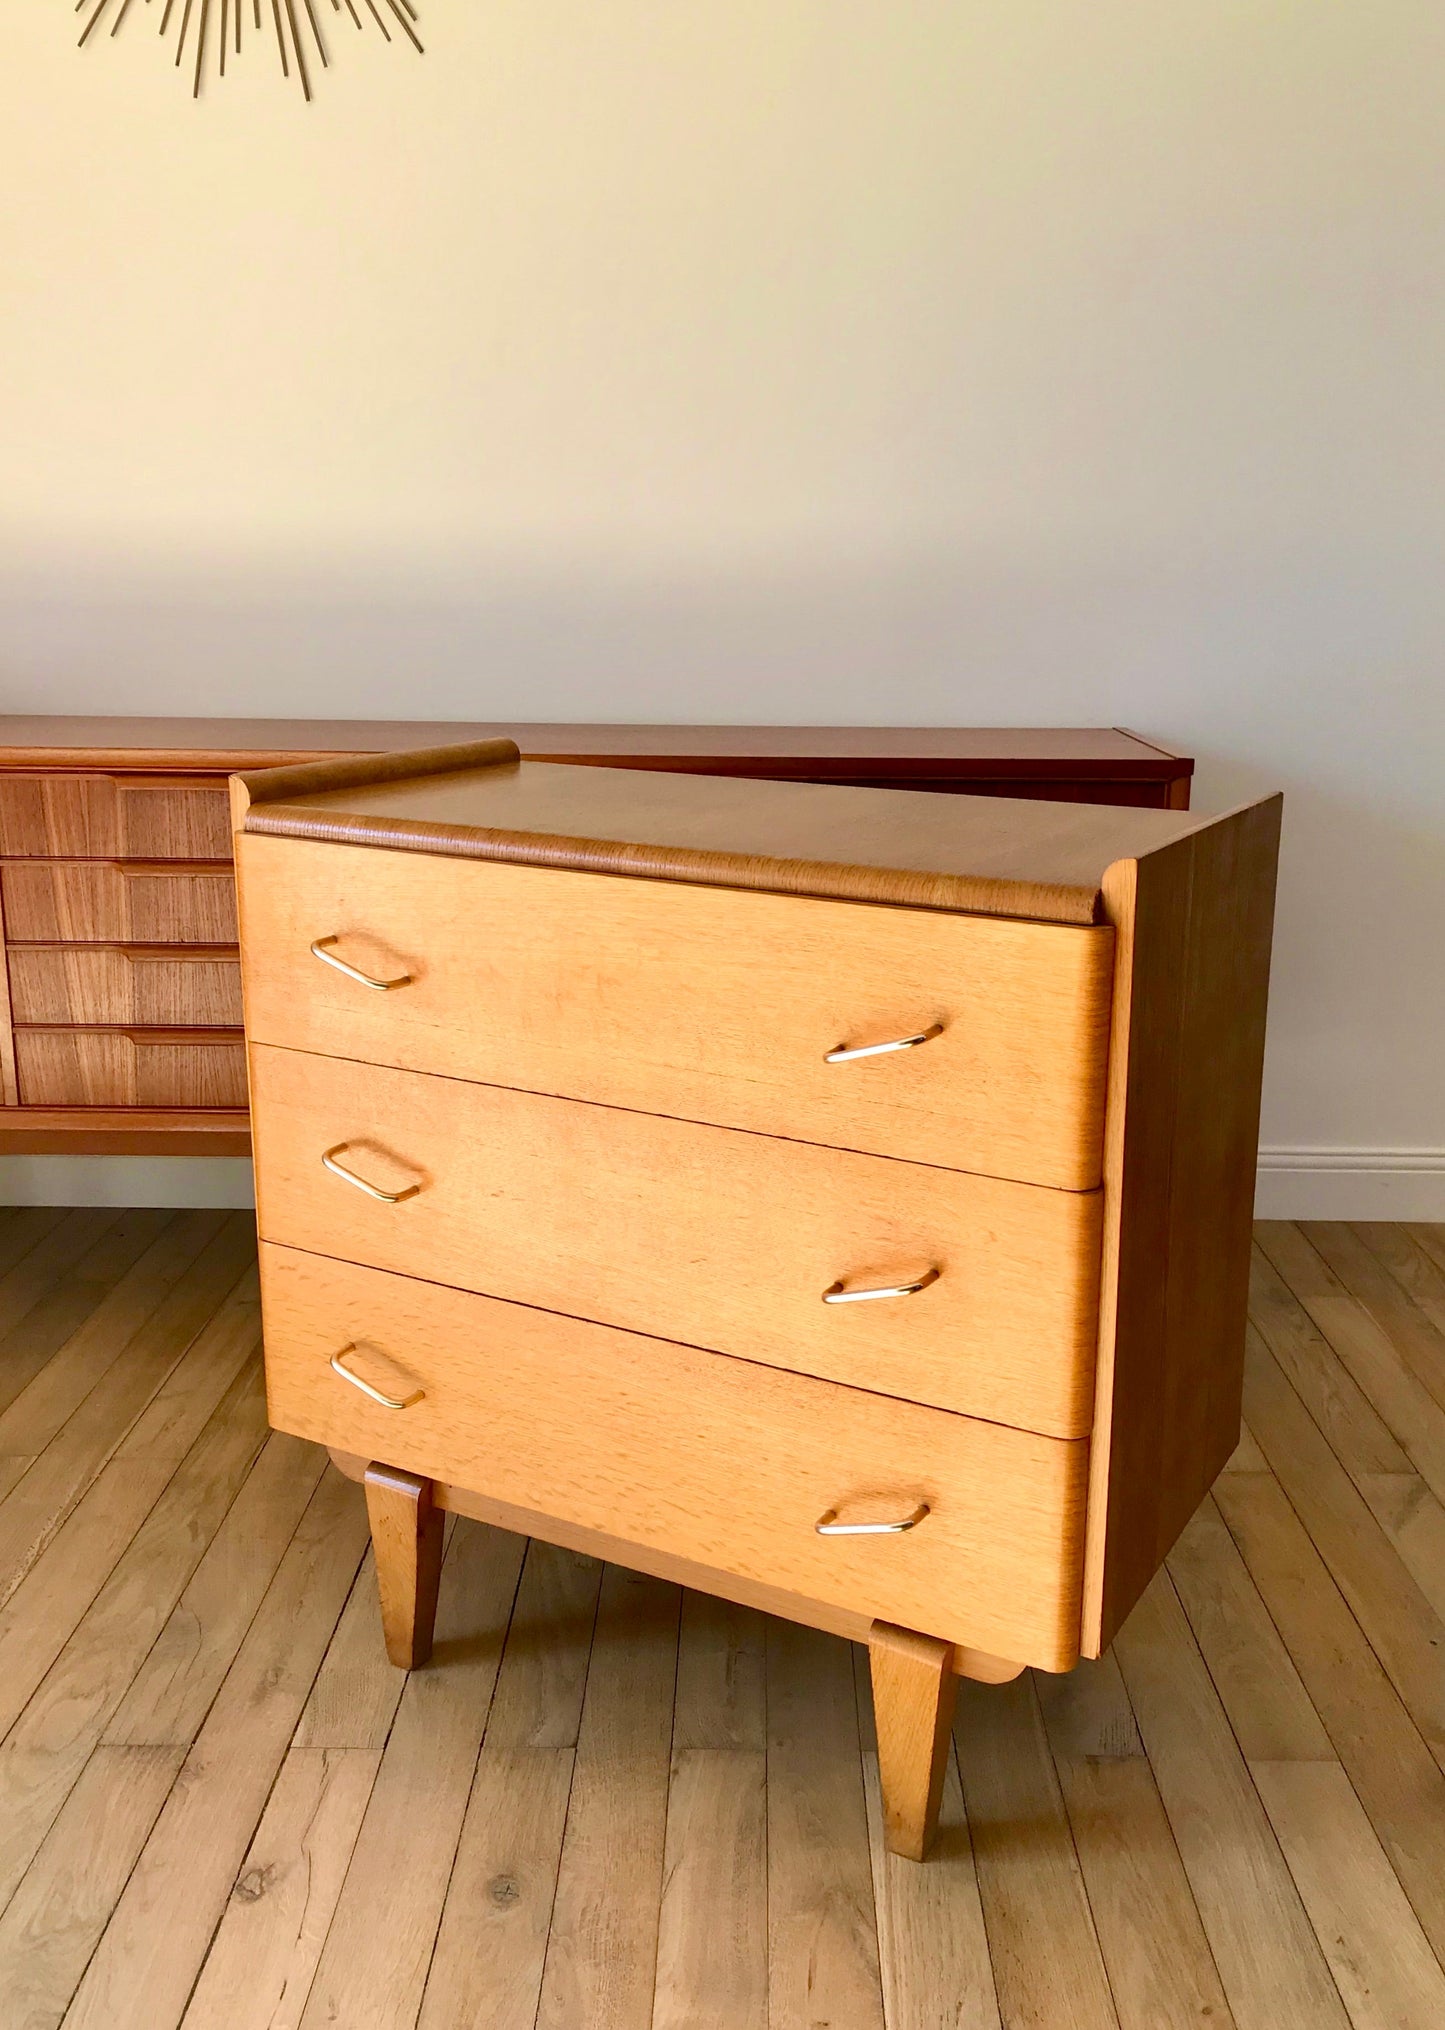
[
  {"left": 869, "top": 1620, "right": 958, "bottom": 1861},
  {"left": 364, "top": 1462, "right": 444, "bottom": 1669}
]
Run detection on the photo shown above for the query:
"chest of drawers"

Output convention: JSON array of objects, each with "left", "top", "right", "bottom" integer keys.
[{"left": 233, "top": 738, "right": 1279, "bottom": 1862}]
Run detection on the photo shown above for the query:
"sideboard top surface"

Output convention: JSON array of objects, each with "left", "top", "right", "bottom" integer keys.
[
  {"left": 0, "top": 718, "right": 1192, "bottom": 784},
  {"left": 242, "top": 749, "right": 1211, "bottom": 924}
]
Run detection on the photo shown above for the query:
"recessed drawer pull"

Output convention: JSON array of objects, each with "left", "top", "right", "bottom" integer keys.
[
  {"left": 310, "top": 936, "right": 413, "bottom": 992},
  {"left": 822, "top": 1266, "right": 940, "bottom": 1304},
  {"left": 329, "top": 1345, "right": 424, "bottom": 1410},
  {"left": 815, "top": 1501, "right": 931, "bottom": 1536},
  {"left": 321, "top": 1143, "right": 421, "bottom": 1204},
  {"left": 824, "top": 1024, "right": 943, "bottom": 1064}
]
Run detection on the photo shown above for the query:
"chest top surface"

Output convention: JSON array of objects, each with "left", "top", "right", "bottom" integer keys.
[{"left": 237, "top": 737, "right": 1211, "bottom": 926}]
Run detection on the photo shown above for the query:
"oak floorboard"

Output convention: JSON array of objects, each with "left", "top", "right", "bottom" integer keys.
[
  {"left": 1405, "top": 1222, "right": 1445, "bottom": 1278},
  {"left": 1213, "top": 1466, "right": 1445, "bottom": 1966},
  {"left": 1255, "top": 1223, "right": 1445, "bottom": 1501},
  {"left": 0, "top": 1206, "right": 69, "bottom": 1284},
  {"left": 290, "top": 1547, "right": 407, "bottom": 1752},
  {"left": 0, "top": 1211, "right": 216, "bottom": 1457},
  {"left": 0, "top": 1361, "right": 268, "bottom": 1911},
  {"left": 1249, "top": 1245, "right": 1414, "bottom": 1481},
  {"left": 863, "top": 1732, "right": 1000, "bottom": 2030},
  {"left": 672, "top": 1587, "right": 767, "bottom": 1752},
  {"left": 60, "top": 1468, "right": 369, "bottom": 2030},
  {"left": 767, "top": 1618, "right": 885, "bottom": 2030},
  {"left": 1304, "top": 1221, "right": 1445, "bottom": 1412},
  {"left": 0, "top": 1454, "right": 33, "bottom": 1503},
  {"left": 1167, "top": 1496, "right": 1334, "bottom": 1765},
  {"left": 653, "top": 1747, "right": 768, "bottom": 2030},
  {"left": 954, "top": 1671, "right": 1119, "bottom": 2030},
  {"left": 297, "top": 1521, "right": 527, "bottom": 2030},
  {"left": 419, "top": 1748, "right": 575, "bottom": 2030},
  {"left": 1251, "top": 1759, "right": 1445, "bottom": 2030},
  {"left": 1247, "top": 1240, "right": 1445, "bottom": 1677},
  {"left": 0, "top": 1217, "right": 258, "bottom": 1608},
  {"left": 1164, "top": 1499, "right": 1445, "bottom": 2015},
  {"left": 418, "top": 1539, "right": 602, "bottom": 2030},
  {"left": 1112, "top": 1571, "right": 1349, "bottom": 2030},
  {"left": 1355, "top": 1472, "right": 1445, "bottom": 1626},
  {"left": 651, "top": 1589, "right": 769, "bottom": 2030},
  {"left": 1220, "top": 1424, "right": 1271, "bottom": 1474},
  {"left": 1037, "top": 1651, "right": 1236, "bottom": 2029},
  {"left": 0, "top": 1210, "right": 165, "bottom": 1425},
  {"left": 0, "top": 1744, "right": 184, "bottom": 2030},
  {"left": 1354, "top": 1221, "right": 1445, "bottom": 1336},
  {"left": 1242, "top": 1331, "right": 1445, "bottom": 1768},
  {"left": 0, "top": 1275, "right": 263, "bottom": 1748},
  {"left": 0, "top": 1211, "right": 125, "bottom": 1409},
  {"left": 179, "top": 1746, "right": 383, "bottom": 2030},
  {"left": 535, "top": 1565, "right": 680, "bottom": 2030},
  {"left": 104, "top": 1432, "right": 328, "bottom": 1749}
]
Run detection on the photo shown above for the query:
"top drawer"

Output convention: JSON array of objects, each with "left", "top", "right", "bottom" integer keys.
[
  {"left": 237, "top": 834, "right": 1114, "bottom": 1189},
  {"left": 0, "top": 775, "right": 231, "bottom": 861}
]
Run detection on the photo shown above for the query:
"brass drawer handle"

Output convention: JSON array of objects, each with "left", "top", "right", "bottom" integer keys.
[
  {"left": 815, "top": 1502, "right": 930, "bottom": 1536},
  {"left": 311, "top": 936, "right": 413, "bottom": 992},
  {"left": 322, "top": 1143, "right": 421, "bottom": 1204},
  {"left": 822, "top": 1267, "right": 940, "bottom": 1305},
  {"left": 329, "top": 1345, "right": 424, "bottom": 1410},
  {"left": 825, "top": 1024, "right": 943, "bottom": 1064}
]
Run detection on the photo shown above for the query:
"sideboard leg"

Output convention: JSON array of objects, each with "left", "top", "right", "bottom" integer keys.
[
  {"left": 868, "top": 1620, "right": 958, "bottom": 1861},
  {"left": 364, "top": 1461, "right": 444, "bottom": 1670}
]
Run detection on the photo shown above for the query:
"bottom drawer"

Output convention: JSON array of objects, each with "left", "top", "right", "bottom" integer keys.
[
  {"left": 14, "top": 1027, "right": 248, "bottom": 1107},
  {"left": 259, "top": 1242, "right": 1088, "bottom": 1671}
]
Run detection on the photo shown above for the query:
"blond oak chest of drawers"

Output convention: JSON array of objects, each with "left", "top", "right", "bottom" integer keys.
[{"left": 233, "top": 739, "right": 1279, "bottom": 1861}]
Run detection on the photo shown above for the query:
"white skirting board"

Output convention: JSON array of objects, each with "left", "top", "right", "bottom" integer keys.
[
  {"left": 0, "top": 1157, "right": 258, "bottom": 1209},
  {"left": 0, "top": 1150, "right": 1442, "bottom": 1220},
  {"left": 1252, "top": 1149, "right": 1445, "bottom": 1222}
]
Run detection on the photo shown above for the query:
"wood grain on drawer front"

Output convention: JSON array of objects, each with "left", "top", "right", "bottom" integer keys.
[
  {"left": 0, "top": 774, "right": 230, "bottom": 860},
  {"left": 8, "top": 945, "right": 243, "bottom": 1026},
  {"left": 258, "top": 1241, "right": 1087, "bottom": 1670},
  {"left": 236, "top": 834, "right": 1113, "bottom": 1190},
  {"left": 14, "top": 1027, "right": 247, "bottom": 1107},
  {"left": 251, "top": 1045, "right": 1101, "bottom": 1436},
  {"left": 1, "top": 862, "right": 237, "bottom": 943}
]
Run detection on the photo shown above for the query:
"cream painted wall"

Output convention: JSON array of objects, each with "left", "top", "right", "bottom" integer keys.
[{"left": 2, "top": 3, "right": 1443, "bottom": 1211}]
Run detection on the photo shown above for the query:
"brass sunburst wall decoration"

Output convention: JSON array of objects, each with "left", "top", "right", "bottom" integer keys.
[{"left": 74, "top": 0, "right": 423, "bottom": 102}]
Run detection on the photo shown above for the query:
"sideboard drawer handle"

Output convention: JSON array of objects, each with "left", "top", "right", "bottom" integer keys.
[
  {"left": 815, "top": 1502, "right": 930, "bottom": 1536},
  {"left": 329, "top": 1345, "right": 424, "bottom": 1410},
  {"left": 822, "top": 1267, "right": 940, "bottom": 1305},
  {"left": 322, "top": 1143, "right": 421, "bottom": 1204},
  {"left": 825, "top": 1024, "right": 943, "bottom": 1064},
  {"left": 311, "top": 936, "right": 413, "bottom": 992}
]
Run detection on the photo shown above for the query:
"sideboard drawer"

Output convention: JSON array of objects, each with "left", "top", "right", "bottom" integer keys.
[
  {"left": 0, "top": 774, "right": 230, "bottom": 860},
  {"left": 251, "top": 1044, "right": 1102, "bottom": 1437},
  {"left": 258, "top": 1241, "right": 1088, "bottom": 1671},
  {"left": 1, "top": 862, "right": 238, "bottom": 943},
  {"left": 15, "top": 1026, "right": 248, "bottom": 1107},
  {"left": 8, "top": 945, "right": 243, "bottom": 1027},
  {"left": 236, "top": 835, "right": 1114, "bottom": 1190}
]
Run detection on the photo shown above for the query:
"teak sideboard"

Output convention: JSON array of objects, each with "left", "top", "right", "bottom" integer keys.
[
  {"left": 0, "top": 720, "right": 1192, "bottom": 1157},
  {"left": 231, "top": 738, "right": 1276, "bottom": 1861}
]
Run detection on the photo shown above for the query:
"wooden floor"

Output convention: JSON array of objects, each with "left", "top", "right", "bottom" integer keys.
[{"left": 1, "top": 1211, "right": 1444, "bottom": 2028}]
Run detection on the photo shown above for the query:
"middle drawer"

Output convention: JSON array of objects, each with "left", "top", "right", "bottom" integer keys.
[
  {"left": 250, "top": 1044, "right": 1102, "bottom": 1437},
  {"left": 1, "top": 862, "right": 238, "bottom": 944},
  {"left": 9, "top": 945, "right": 243, "bottom": 1026}
]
